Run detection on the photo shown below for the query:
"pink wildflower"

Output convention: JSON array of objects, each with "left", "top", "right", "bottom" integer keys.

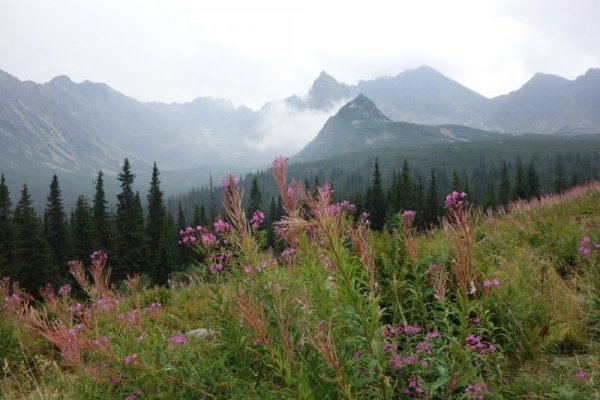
[
  {"left": 220, "top": 174, "right": 239, "bottom": 190},
  {"left": 58, "top": 284, "right": 71, "bottom": 297},
  {"left": 574, "top": 369, "right": 589, "bottom": 381},
  {"left": 444, "top": 191, "right": 467, "bottom": 210},
  {"left": 167, "top": 332, "right": 187, "bottom": 345},
  {"left": 210, "top": 263, "right": 223, "bottom": 274},
  {"left": 213, "top": 218, "right": 231, "bottom": 234},
  {"left": 123, "top": 353, "right": 138, "bottom": 365},
  {"left": 401, "top": 209, "right": 416, "bottom": 224},
  {"left": 250, "top": 210, "right": 265, "bottom": 229},
  {"left": 482, "top": 278, "right": 500, "bottom": 289}
]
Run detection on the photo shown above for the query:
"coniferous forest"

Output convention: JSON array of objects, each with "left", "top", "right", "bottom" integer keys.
[{"left": 1, "top": 147, "right": 598, "bottom": 293}]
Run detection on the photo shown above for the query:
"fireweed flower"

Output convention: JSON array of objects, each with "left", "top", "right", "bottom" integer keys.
[
  {"left": 213, "top": 218, "right": 231, "bottom": 234},
  {"left": 90, "top": 250, "right": 107, "bottom": 265},
  {"left": 465, "top": 383, "right": 488, "bottom": 399},
  {"left": 401, "top": 209, "right": 416, "bottom": 225},
  {"left": 220, "top": 174, "right": 239, "bottom": 190},
  {"left": 250, "top": 210, "right": 265, "bottom": 229},
  {"left": 69, "top": 303, "right": 82, "bottom": 314},
  {"left": 444, "top": 191, "right": 467, "bottom": 210},
  {"left": 579, "top": 235, "right": 599, "bottom": 258},
  {"left": 482, "top": 278, "right": 500, "bottom": 289},
  {"left": 167, "top": 332, "right": 187, "bottom": 345},
  {"left": 58, "top": 284, "right": 71, "bottom": 297},
  {"left": 574, "top": 369, "right": 589, "bottom": 381},
  {"left": 123, "top": 353, "right": 138, "bottom": 365},
  {"left": 210, "top": 263, "right": 223, "bottom": 273}
]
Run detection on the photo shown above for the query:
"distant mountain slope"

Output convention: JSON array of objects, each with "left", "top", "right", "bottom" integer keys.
[
  {"left": 289, "top": 66, "right": 600, "bottom": 135},
  {"left": 293, "top": 94, "right": 504, "bottom": 162},
  {"left": 357, "top": 66, "right": 490, "bottom": 126},
  {"left": 485, "top": 68, "right": 600, "bottom": 134}
]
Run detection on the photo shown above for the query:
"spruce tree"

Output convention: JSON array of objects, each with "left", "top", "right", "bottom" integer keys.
[
  {"left": 0, "top": 175, "right": 13, "bottom": 276},
  {"left": 44, "top": 175, "right": 68, "bottom": 273},
  {"left": 13, "top": 185, "right": 54, "bottom": 291},
  {"left": 247, "top": 176, "right": 263, "bottom": 217},
  {"left": 451, "top": 170, "right": 461, "bottom": 191},
  {"left": 115, "top": 159, "right": 146, "bottom": 280},
  {"left": 193, "top": 205, "right": 208, "bottom": 226},
  {"left": 71, "top": 195, "right": 93, "bottom": 263},
  {"left": 367, "top": 158, "right": 386, "bottom": 231},
  {"left": 146, "top": 163, "right": 172, "bottom": 283},
  {"left": 512, "top": 158, "right": 528, "bottom": 200},
  {"left": 527, "top": 162, "right": 541, "bottom": 199},
  {"left": 425, "top": 170, "right": 440, "bottom": 227},
  {"left": 553, "top": 161, "right": 567, "bottom": 193},
  {"left": 92, "top": 171, "right": 113, "bottom": 254},
  {"left": 482, "top": 184, "right": 496, "bottom": 209},
  {"left": 207, "top": 174, "right": 218, "bottom": 224},
  {"left": 498, "top": 162, "right": 511, "bottom": 206}
]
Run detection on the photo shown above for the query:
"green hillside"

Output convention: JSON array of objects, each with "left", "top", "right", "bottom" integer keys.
[{"left": 2, "top": 162, "right": 599, "bottom": 399}]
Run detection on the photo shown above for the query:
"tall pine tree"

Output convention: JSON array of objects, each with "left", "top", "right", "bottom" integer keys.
[
  {"left": 44, "top": 175, "right": 68, "bottom": 274},
  {"left": 71, "top": 195, "right": 93, "bottom": 263},
  {"left": 498, "top": 162, "right": 511, "bottom": 206},
  {"left": 553, "top": 161, "right": 567, "bottom": 193},
  {"left": 527, "top": 162, "right": 541, "bottom": 199},
  {"left": 512, "top": 158, "right": 528, "bottom": 200},
  {"left": 425, "top": 170, "right": 440, "bottom": 227},
  {"left": 13, "top": 185, "right": 54, "bottom": 291},
  {"left": 146, "top": 163, "right": 173, "bottom": 283},
  {"left": 115, "top": 159, "right": 146, "bottom": 280},
  {"left": 247, "top": 176, "right": 263, "bottom": 217},
  {"left": 92, "top": 171, "right": 113, "bottom": 254},
  {"left": 0, "top": 175, "right": 13, "bottom": 276},
  {"left": 366, "top": 158, "right": 386, "bottom": 231}
]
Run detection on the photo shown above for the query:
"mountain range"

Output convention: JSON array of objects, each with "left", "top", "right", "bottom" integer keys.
[
  {"left": 1, "top": 65, "right": 599, "bottom": 207},
  {"left": 294, "top": 94, "right": 505, "bottom": 162}
]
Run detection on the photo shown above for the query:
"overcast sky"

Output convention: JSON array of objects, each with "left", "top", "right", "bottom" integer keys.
[{"left": 0, "top": 0, "right": 598, "bottom": 109}]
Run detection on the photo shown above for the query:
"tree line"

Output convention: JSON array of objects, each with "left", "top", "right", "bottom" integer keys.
[{"left": 1, "top": 152, "right": 597, "bottom": 292}]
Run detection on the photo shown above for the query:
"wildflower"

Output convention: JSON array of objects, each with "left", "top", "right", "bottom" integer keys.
[
  {"left": 444, "top": 191, "right": 467, "bottom": 210},
  {"left": 220, "top": 174, "right": 239, "bottom": 190},
  {"left": 416, "top": 340, "right": 432, "bottom": 354},
  {"left": 401, "top": 209, "right": 416, "bottom": 225},
  {"left": 90, "top": 250, "right": 107, "bottom": 264},
  {"left": 69, "top": 303, "right": 83, "bottom": 314},
  {"left": 58, "top": 284, "right": 71, "bottom": 297},
  {"left": 387, "top": 354, "right": 416, "bottom": 370},
  {"left": 405, "top": 377, "right": 425, "bottom": 395},
  {"left": 144, "top": 302, "right": 161, "bottom": 311},
  {"left": 383, "top": 341, "right": 398, "bottom": 353},
  {"left": 465, "top": 383, "right": 488, "bottom": 399},
  {"left": 201, "top": 233, "right": 216, "bottom": 245},
  {"left": 91, "top": 335, "right": 109, "bottom": 347},
  {"left": 272, "top": 156, "right": 289, "bottom": 169},
  {"left": 250, "top": 210, "right": 265, "bottom": 229},
  {"left": 360, "top": 211, "right": 370, "bottom": 222},
  {"left": 574, "top": 369, "right": 589, "bottom": 381},
  {"left": 426, "top": 329, "right": 440, "bottom": 340},
  {"left": 210, "top": 263, "right": 223, "bottom": 274},
  {"left": 167, "top": 332, "right": 187, "bottom": 345},
  {"left": 213, "top": 218, "right": 231, "bottom": 234},
  {"left": 280, "top": 247, "right": 295, "bottom": 264},
  {"left": 482, "top": 278, "right": 500, "bottom": 289},
  {"left": 402, "top": 325, "right": 422, "bottom": 335},
  {"left": 123, "top": 353, "right": 138, "bottom": 365},
  {"left": 244, "top": 265, "right": 253, "bottom": 274}
]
